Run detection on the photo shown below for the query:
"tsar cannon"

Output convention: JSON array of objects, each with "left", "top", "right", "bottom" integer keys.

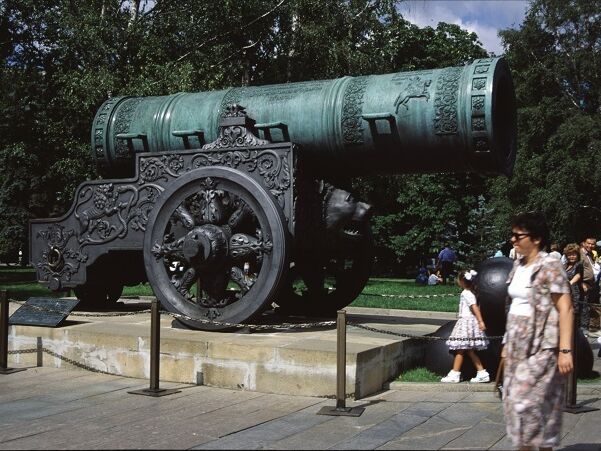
[{"left": 30, "top": 57, "right": 517, "bottom": 330}]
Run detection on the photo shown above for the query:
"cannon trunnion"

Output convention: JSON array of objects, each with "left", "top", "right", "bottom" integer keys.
[{"left": 31, "top": 58, "right": 517, "bottom": 330}]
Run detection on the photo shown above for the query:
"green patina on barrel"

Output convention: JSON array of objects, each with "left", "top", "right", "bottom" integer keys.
[{"left": 91, "top": 57, "right": 516, "bottom": 178}]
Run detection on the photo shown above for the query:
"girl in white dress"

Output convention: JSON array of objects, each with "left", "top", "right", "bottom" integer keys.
[{"left": 441, "top": 269, "right": 490, "bottom": 383}]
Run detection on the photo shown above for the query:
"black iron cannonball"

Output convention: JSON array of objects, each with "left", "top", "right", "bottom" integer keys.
[{"left": 474, "top": 257, "right": 514, "bottom": 336}]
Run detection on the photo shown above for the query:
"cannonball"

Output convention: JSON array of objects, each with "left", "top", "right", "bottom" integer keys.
[{"left": 475, "top": 257, "right": 514, "bottom": 336}]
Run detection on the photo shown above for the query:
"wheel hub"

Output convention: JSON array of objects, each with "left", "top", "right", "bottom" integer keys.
[{"left": 182, "top": 225, "right": 229, "bottom": 268}]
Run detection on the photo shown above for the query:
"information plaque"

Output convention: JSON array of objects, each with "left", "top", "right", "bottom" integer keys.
[{"left": 9, "top": 298, "right": 79, "bottom": 327}]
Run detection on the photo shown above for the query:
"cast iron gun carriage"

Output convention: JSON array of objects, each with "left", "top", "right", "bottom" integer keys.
[{"left": 30, "top": 57, "right": 516, "bottom": 330}]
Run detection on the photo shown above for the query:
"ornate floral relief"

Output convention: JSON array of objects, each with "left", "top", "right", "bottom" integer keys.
[
  {"left": 203, "top": 124, "right": 269, "bottom": 149},
  {"left": 474, "top": 65, "right": 490, "bottom": 74},
  {"left": 471, "top": 95, "right": 485, "bottom": 113},
  {"left": 342, "top": 76, "right": 369, "bottom": 146},
  {"left": 474, "top": 137, "right": 490, "bottom": 152},
  {"left": 472, "top": 117, "right": 486, "bottom": 132},
  {"left": 74, "top": 182, "right": 163, "bottom": 246},
  {"left": 472, "top": 78, "right": 487, "bottom": 91},
  {"left": 35, "top": 225, "right": 87, "bottom": 284},
  {"left": 139, "top": 154, "right": 184, "bottom": 185},
  {"left": 190, "top": 149, "right": 291, "bottom": 205},
  {"left": 433, "top": 67, "right": 462, "bottom": 135},
  {"left": 113, "top": 97, "right": 142, "bottom": 158}
]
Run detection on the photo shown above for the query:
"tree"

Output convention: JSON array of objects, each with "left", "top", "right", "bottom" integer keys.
[{"left": 493, "top": 0, "right": 601, "bottom": 245}]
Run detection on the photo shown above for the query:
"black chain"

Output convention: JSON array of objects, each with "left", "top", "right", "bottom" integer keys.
[
  {"left": 8, "top": 348, "right": 37, "bottom": 355},
  {"left": 349, "top": 322, "right": 504, "bottom": 341},
  {"left": 166, "top": 311, "right": 336, "bottom": 330},
  {"left": 41, "top": 348, "right": 120, "bottom": 376}
]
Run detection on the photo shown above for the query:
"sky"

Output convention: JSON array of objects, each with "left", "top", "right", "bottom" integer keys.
[{"left": 397, "top": 0, "right": 530, "bottom": 55}]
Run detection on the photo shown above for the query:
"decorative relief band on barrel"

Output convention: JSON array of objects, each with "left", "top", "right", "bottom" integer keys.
[
  {"left": 93, "top": 97, "right": 121, "bottom": 165},
  {"left": 433, "top": 67, "right": 462, "bottom": 135},
  {"left": 113, "top": 98, "right": 142, "bottom": 159},
  {"left": 341, "top": 76, "right": 369, "bottom": 146},
  {"left": 470, "top": 59, "right": 493, "bottom": 153}
]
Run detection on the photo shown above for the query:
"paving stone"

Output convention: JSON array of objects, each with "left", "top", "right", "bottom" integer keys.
[
  {"left": 331, "top": 408, "right": 430, "bottom": 449},
  {"left": 375, "top": 415, "right": 471, "bottom": 450},
  {"left": 192, "top": 404, "right": 334, "bottom": 449},
  {"left": 441, "top": 417, "right": 506, "bottom": 450}
]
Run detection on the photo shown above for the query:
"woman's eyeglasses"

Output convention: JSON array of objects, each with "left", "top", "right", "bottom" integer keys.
[{"left": 510, "top": 232, "right": 530, "bottom": 241}]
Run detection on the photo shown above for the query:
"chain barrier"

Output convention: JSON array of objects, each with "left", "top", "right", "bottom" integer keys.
[
  {"left": 8, "top": 348, "right": 37, "bottom": 355},
  {"left": 8, "top": 347, "right": 121, "bottom": 376},
  {"left": 349, "top": 322, "right": 504, "bottom": 341},
  {"left": 166, "top": 311, "right": 337, "bottom": 331},
  {"left": 363, "top": 292, "right": 459, "bottom": 299}
]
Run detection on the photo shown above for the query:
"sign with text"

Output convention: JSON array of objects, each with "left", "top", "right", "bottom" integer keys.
[{"left": 9, "top": 298, "right": 79, "bottom": 327}]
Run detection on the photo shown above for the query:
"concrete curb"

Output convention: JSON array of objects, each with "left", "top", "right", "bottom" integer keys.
[
  {"left": 387, "top": 380, "right": 601, "bottom": 394},
  {"left": 387, "top": 381, "right": 497, "bottom": 392}
]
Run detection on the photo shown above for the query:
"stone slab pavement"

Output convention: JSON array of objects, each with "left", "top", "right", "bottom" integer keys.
[{"left": 1, "top": 367, "right": 600, "bottom": 450}]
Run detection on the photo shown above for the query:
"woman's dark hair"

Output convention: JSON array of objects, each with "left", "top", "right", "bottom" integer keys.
[{"left": 510, "top": 211, "right": 550, "bottom": 250}]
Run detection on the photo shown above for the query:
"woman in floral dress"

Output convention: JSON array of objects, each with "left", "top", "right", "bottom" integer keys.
[{"left": 503, "top": 211, "right": 574, "bottom": 450}]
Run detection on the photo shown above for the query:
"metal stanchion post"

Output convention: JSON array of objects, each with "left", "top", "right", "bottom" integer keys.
[
  {"left": 0, "top": 290, "right": 26, "bottom": 374},
  {"left": 564, "top": 307, "right": 599, "bottom": 414},
  {"left": 129, "top": 299, "right": 180, "bottom": 397},
  {"left": 318, "top": 310, "right": 364, "bottom": 417},
  {"left": 37, "top": 337, "right": 43, "bottom": 367}
]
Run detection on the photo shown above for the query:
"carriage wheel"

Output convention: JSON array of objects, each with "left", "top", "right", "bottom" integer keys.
[
  {"left": 283, "top": 224, "right": 374, "bottom": 316},
  {"left": 144, "top": 167, "right": 289, "bottom": 330}
]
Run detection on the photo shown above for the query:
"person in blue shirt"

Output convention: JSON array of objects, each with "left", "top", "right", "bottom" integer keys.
[
  {"left": 437, "top": 244, "right": 457, "bottom": 285},
  {"left": 415, "top": 267, "right": 428, "bottom": 285}
]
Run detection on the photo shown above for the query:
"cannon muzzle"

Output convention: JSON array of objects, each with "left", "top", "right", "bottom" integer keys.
[{"left": 92, "top": 57, "right": 516, "bottom": 178}]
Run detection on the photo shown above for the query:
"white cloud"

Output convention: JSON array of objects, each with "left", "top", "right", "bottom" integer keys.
[{"left": 397, "top": 0, "right": 529, "bottom": 55}]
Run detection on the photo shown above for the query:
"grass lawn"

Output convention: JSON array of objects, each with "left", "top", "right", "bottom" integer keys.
[
  {"left": 0, "top": 266, "right": 462, "bottom": 312},
  {"left": 396, "top": 367, "right": 441, "bottom": 382},
  {"left": 350, "top": 279, "right": 460, "bottom": 312}
]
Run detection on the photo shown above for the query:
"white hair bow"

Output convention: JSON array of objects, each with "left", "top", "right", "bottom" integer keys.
[{"left": 464, "top": 269, "right": 478, "bottom": 281}]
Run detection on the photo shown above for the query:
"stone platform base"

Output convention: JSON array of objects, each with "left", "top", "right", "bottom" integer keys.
[{"left": 7, "top": 300, "right": 453, "bottom": 399}]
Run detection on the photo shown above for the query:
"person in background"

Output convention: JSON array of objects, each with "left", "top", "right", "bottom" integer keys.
[
  {"left": 563, "top": 243, "right": 584, "bottom": 328},
  {"left": 549, "top": 243, "right": 561, "bottom": 260},
  {"left": 580, "top": 236, "right": 600, "bottom": 336},
  {"left": 428, "top": 270, "right": 442, "bottom": 286},
  {"left": 437, "top": 243, "right": 457, "bottom": 285},
  {"left": 415, "top": 267, "right": 428, "bottom": 286},
  {"left": 441, "top": 269, "right": 489, "bottom": 383},
  {"left": 503, "top": 211, "right": 573, "bottom": 450}
]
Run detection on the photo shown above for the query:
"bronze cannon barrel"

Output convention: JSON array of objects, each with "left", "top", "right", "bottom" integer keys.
[{"left": 91, "top": 57, "right": 516, "bottom": 178}]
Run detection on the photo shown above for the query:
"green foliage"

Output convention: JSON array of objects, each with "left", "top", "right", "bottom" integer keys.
[{"left": 493, "top": 0, "right": 601, "bottom": 244}]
